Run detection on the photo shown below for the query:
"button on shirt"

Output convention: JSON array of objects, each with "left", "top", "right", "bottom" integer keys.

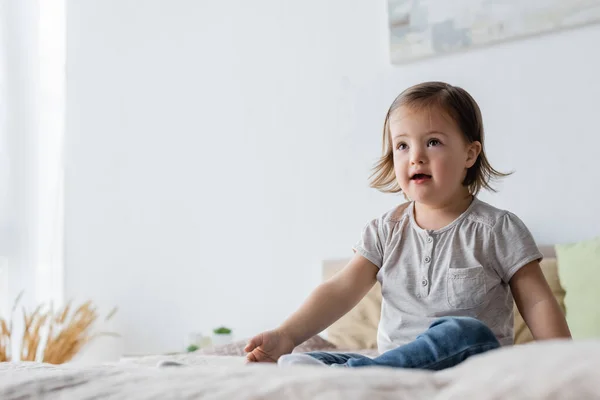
[{"left": 353, "top": 197, "right": 542, "bottom": 354}]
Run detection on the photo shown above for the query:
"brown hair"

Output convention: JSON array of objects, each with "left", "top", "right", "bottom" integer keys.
[{"left": 370, "top": 81, "right": 510, "bottom": 196}]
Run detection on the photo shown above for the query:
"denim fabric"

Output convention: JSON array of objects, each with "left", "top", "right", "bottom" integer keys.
[{"left": 307, "top": 317, "right": 500, "bottom": 370}]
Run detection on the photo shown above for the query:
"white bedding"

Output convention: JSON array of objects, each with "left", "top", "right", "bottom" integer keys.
[{"left": 1, "top": 339, "right": 599, "bottom": 399}]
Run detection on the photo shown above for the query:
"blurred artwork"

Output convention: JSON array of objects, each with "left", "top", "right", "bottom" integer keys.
[{"left": 388, "top": 0, "right": 600, "bottom": 63}]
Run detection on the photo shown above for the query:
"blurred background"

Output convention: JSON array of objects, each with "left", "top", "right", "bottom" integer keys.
[{"left": 1, "top": 0, "right": 599, "bottom": 363}]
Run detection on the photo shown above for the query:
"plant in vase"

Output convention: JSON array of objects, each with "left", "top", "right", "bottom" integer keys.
[
  {"left": 184, "top": 331, "right": 203, "bottom": 353},
  {"left": 186, "top": 344, "right": 199, "bottom": 353},
  {"left": 212, "top": 326, "right": 232, "bottom": 346}
]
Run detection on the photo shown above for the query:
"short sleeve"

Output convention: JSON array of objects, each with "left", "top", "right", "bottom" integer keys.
[
  {"left": 490, "top": 212, "right": 543, "bottom": 283},
  {"left": 353, "top": 218, "right": 384, "bottom": 268}
]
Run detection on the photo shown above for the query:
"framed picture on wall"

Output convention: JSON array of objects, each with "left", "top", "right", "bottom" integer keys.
[{"left": 388, "top": 0, "right": 600, "bottom": 64}]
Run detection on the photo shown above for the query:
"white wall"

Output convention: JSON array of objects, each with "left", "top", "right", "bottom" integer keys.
[{"left": 66, "top": 0, "right": 600, "bottom": 361}]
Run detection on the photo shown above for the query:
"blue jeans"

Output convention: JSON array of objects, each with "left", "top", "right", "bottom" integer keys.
[{"left": 307, "top": 317, "right": 500, "bottom": 370}]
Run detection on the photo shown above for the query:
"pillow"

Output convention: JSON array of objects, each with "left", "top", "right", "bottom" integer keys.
[
  {"left": 196, "top": 335, "right": 336, "bottom": 356},
  {"left": 556, "top": 237, "right": 600, "bottom": 339},
  {"left": 513, "top": 257, "right": 566, "bottom": 344},
  {"left": 293, "top": 335, "right": 338, "bottom": 353},
  {"left": 327, "top": 282, "right": 381, "bottom": 349},
  {"left": 324, "top": 259, "right": 381, "bottom": 349}
]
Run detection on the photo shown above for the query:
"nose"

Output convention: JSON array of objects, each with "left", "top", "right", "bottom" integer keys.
[{"left": 410, "top": 145, "right": 426, "bottom": 165}]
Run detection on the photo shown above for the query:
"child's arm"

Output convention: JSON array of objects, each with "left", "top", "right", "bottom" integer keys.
[
  {"left": 277, "top": 254, "right": 379, "bottom": 346},
  {"left": 245, "top": 254, "right": 378, "bottom": 362},
  {"left": 510, "top": 261, "right": 571, "bottom": 340}
]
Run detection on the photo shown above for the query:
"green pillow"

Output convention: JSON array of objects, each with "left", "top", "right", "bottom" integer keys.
[{"left": 556, "top": 237, "right": 600, "bottom": 339}]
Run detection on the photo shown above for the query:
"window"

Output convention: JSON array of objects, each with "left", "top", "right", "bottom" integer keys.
[{"left": 0, "top": 0, "right": 65, "bottom": 315}]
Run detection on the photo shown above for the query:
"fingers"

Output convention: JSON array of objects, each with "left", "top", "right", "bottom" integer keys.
[
  {"left": 244, "top": 332, "right": 279, "bottom": 364},
  {"left": 245, "top": 348, "right": 277, "bottom": 363},
  {"left": 244, "top": 334, "right": 262, "bottom": 353},
  {"left": 246, "top": 351, "right": 258, "bottom": 363},
  {"left": 245, "top": 349, "right": 267, "bottom": 363},
  {"left": 246, "top": 353, "right": 275, "bottom": 363},
  {"left": 245, "top": 334, "right": 262, "bottom": 363}
]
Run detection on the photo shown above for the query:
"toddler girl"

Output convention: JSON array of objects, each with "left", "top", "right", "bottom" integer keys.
[{"left": 245, "top": 82, "right": 571, "bottom": 369}]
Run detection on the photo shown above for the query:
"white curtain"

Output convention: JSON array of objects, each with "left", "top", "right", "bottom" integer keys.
[
  {"left": 0, "top": 0, "right": 64, "bottom": 319},
  {"left": 0, "top": 0, "right": 9, "bottom": 317}
]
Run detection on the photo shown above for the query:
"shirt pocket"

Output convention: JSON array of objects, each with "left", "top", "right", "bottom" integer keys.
[{"left": 447, "top": 266, "right": 487, "bottom": 310}]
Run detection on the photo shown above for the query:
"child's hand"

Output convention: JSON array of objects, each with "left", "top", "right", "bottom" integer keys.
[{"left": 244, "top": 329, "right": 295, "bottom": 363}]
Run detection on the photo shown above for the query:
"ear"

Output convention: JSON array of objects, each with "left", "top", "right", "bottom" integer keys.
[{"left": 465, "top": 141, "right": 482, "bottom": 168}]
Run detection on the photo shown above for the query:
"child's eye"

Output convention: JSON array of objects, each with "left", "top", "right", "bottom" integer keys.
[
  {"left": 427, "top": 139, "right": 441, "bottom": 147},
  {"left": 396, "top": 143, "right": 408, "bottom": 150}
]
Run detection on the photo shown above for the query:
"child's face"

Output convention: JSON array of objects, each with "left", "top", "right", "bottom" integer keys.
[{"left": 389, "top": 106, "right": 481, "bottom": 206}]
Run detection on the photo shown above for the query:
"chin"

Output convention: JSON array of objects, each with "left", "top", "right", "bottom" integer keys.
[{"left": 406, "top": 191, "right": 437, "bottom": 204}]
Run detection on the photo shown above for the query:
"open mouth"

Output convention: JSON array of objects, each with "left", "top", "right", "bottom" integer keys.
[{"left": 410, "top": 173, "right": 432, "bottom": 182}]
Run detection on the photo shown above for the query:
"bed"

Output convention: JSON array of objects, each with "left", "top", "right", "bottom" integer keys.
[
  {"left": 1, "top": 340, "right": 600, "bottom": 399},
  {"left": 1, "top": 246, "right": 599, "bottom": 399}
]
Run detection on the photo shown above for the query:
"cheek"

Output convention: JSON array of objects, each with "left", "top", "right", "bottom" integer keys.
[
  {"left": 393, "top": 157, "right": 410, "bottom": 182},
  {"left": 393, "top": 155, "right": 408, "bottom": 170},
  {"left": 433, "top": 153, "right": 466, "bottom": 179}
]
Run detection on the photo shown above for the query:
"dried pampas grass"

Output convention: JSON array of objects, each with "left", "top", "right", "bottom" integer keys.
[{"left": 0, "top": 293, "right": 118, "bottom": 364}]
